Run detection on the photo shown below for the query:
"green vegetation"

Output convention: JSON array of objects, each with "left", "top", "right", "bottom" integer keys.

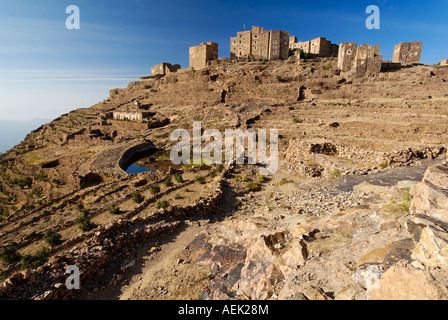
[
  {"left": 43, "top": 230, "right": 63, "bottom": 247},
  {"left": 0, "top": 246, "right": 21, "bottom": 266},
  {"left": 150, "top": 185, "right": 161, "bottom": 194},
  {"left": 332, "top": 168, "right": 342, "bottom": 179},
  {"left": 195, "top": 175, "right": 206, "bottom": 184},
  {"left": 156, "top": 200, "right": 169, "bottom": 209},
  {"left": 164, "top": 177, "right": 174, "bottom": 187},
  {"left": 21, "top": 248, "right": 49, "bottom": 270},
  {"left": 275, "top": 74, "right": 283, "bottom": 82},
  {"left": 279, "top": 178, "right": 288, "bottom": 185},
  {"left": 33, "top": 173, "right": 49, "bottom": 182},
  {"left": 323, "top": 64, "right": 333, "bottom": 70},
  {"left": 299, "top": 49, "right": 311, "bottom": 59},
  {"left": 383, "top": 188, "right": 414, "bottom": 219},
  {"left": 76, "top": 210, "right": 96, "bottom": 232},
  {"left": 174, "top": 194, "right": 182, "bottom": 200},
  {"left": 108, "top": 204, "right": 120, "bottom": 215},
  {"left": 132, "top": 192, "right": 144, "bottom": 204},
  {"left": 246, "top": 182, "right": 261, "bottom": 192},
  {"left": 174, "top": 172, "right": 184, "bottom": 183}
]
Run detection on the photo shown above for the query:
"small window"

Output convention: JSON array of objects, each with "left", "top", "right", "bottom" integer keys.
[
  {"left": 273, "top": 45, "right": 278, "bottom": 49},
  {"left": 254, "top": 46, "right": 257, "bottom": 50},
  {"left": 273, "top": 40, "right": 278, "bottom": 44},
  {"left": 273, "top": 50, "right": 278, "bottom": 54}
]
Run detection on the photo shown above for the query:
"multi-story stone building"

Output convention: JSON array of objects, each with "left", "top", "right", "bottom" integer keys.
[
  {"left": 189, "top": 42, "right": 219, "bottom": 70},
  {"left": 392, "top": 42, "right": 422, "bottom": 65},
  {"left": 230, "top": 26, "right": 289, "bottom": 60}
]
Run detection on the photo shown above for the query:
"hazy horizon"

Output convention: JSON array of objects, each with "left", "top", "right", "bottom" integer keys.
[{"left": 1, "top": 0, "right": 447, "bottom": 123}]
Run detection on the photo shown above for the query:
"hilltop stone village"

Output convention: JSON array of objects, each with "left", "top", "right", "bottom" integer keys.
[
  {"left": 108, "top": 25, "right": 443, "bottom": 124},
  {"left": 150, "top": 25, "right": 430, "bottom": 77}
]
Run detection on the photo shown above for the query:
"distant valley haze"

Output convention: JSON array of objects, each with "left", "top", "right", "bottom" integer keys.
[{"left": 0, "top": 118, "right": 50, "bottom": 153}]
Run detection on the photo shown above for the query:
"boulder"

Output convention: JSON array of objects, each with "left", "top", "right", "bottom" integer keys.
[
  {"left": 368, "top": 266, "right": 448, "bottom": 300},
  {"left": 412, "top": 226, "right": 448, "bottom": 269},
  {"left": 411, "top": 164, "right": 448, "bottom": 223}
]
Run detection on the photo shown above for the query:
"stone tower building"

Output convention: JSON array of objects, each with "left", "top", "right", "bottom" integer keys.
[
  {"left": 291, "top": 37, "right": 338, "bottom": 57},
  {"left": 189, "top": 42, "right": 219, "bottom": 70},
  {"left": 151, "top": 63, "right": 181, "bottom": 77},
  {"left": 392, "top": 42, "right": 422, "bottom": 65},
  {"left": 230, "top": 26, "right": 289, "bottom": 60},
  {"left": 251, "top": 26, "right": 270, "bottom": 60}
]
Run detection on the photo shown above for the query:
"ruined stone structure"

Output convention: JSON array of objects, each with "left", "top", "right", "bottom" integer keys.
[
  {"left": 151, "top": 63, "right": 181, "bottom": 77},
  {"left": 440, "top": 59, "right": 448, "bottom": 66},
  {"left": 392, "top": 42, "right": 422, "bottom": 65},
  {"left": 230, "top": 26, "right": 290, "bottom": 60},
  {"left": 338, "top": 42, "right": 382, "bottom": 77},
  {"left": 291, "top": 37, "right": 339, "bottom": 57},
  {"left": 189, "top": 42, "right": 219, "bottom": 70},
  {"left": 113, "top": 105, "right": 152, "bottom": 121}
]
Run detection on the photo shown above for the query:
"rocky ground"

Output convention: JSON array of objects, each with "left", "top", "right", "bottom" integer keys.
[{"left": 1, "top": 55, "right": 448, "bottom": 300}]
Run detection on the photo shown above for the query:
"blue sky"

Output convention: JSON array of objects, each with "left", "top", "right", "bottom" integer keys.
[{"left": 0, "top": 0, "right": 447, "bottom": 122}]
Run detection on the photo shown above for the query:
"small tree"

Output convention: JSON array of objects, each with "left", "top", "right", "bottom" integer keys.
[
  {"left": 43, "top": 230, "right": 63, "bottom": 248},
  {"left": 108, "top": 204, "right": 120, "bottom": 215},
  {"left": 0, "top": 246, "right": 21, "bottom": 266},
  {"left": 156, "top": 200, "right": 169, "bottom": 209},
  {"left": 164, "top": 177, "right": 174, "bottom": 187},
  {"left": 174, "top": 172, "right": 184, "bottom": 183},
  {"left": 76, "top": 211, "right": 95, "bottom": 232},
  {"left": 150, "top": 185, "right": 160, "bottom": 194},
  {"left": 21, "top": 248, "right": 48, "bottom": 270},
  {"left": 132, "top": 192, "right": 144, "bottom": 204}
]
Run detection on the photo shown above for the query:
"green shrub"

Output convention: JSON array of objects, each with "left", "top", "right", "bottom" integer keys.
[
  {"left": 132, "top": 192, "right": 144, "bottom": 204},
  {"left": 76, "top": 211, "right": 95, "bottom": 232},
  {"left": 279, "top": 178, "right": 288, "bottom": 185},
  {"left": 332, "top": 169, "right": 342, "bottom": 179},
  {"left": 164, "top": 177, "right": 174, "bottom": 187},
  {"left": 150, "top": 185, "right": 161, "bottom": 194},
  {"left": 43, "top": 230, "right": 62, "bottom": 247},
  {"left": 195, "top": 176, "right": 206, "bottom": 184},
  {"left": 246, "top": 182, "right": 261, "bottom": 192},
  {"left": 0, "top": 246, "right": 21, "bottom": 266},
  {"left": 174, "top": 194, "right": 182, "bottom": 200},
  {"left": 258, "top": 175, "right": 267, "bottom": 183},
  {"left": 275, "top": 74, "right": 283, "bottom": 82},
  {"left": 174, "top": 172, "right": 184, "bottom": 183},
  {"left": 21, "top": 248, "right": 49, "bottom": 269},
  {"left": 156, "top": 200, "right": 169, "bottom": 209},
  {"left": 108, "top": 204, "right": 120, "bottom": 215},
  {"left": 323, "top": 64, "right": 333, "bottom": 70},
  {"left": 76, "top": 201, "right": 85, "bottom": 212},
  {"left": 299, "top": 49, "right": 311, "bottom": 59},
  {"left": 216, "top": 164, "right": 225, "bottom": 172}
]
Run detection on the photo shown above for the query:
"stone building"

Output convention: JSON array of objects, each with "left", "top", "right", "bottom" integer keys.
[
  {"left": 230, "top": 26, "right": 289, "bottom": 60},
  {"left": 441, "top": 59, "right": 448, "bottom": 66},
  {"left": 291, "top": 37, "right": 338, "bottom": 57},
  {"left": 289, "top": 36, "right": 297, "bottom": 50},
  {"left": 112, "top": 105, "right": 152, "bottom": 122},
  {"left": 392, "top": 42, "right": 422, "bottom": 65},
  {"left": 251, "top": 26, "right": 270, "bottom": 60},
  {"left": 151, "top": 63, "right": 181, "bottom": 77},
  {"left": 296, "top": 41, "right": 311, "bottom": 53},
  {"left": 338, "top": 42, "right": 382, "bottom": 77},
  {"left": 189, "top": 42, "right": 219, "bottom": 70}
]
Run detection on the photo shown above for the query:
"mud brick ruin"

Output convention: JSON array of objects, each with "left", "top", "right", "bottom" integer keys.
[
  {"left": 392, "top": 41, "right": 422, "bottom": 65},
  {"left": 338, "top": 42, "right": 382, "bottom": 77}
]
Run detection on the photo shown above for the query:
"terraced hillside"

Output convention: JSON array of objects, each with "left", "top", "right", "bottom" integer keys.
[{"left": 1, "top": 55, "right": 448, "bottom": 299}]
